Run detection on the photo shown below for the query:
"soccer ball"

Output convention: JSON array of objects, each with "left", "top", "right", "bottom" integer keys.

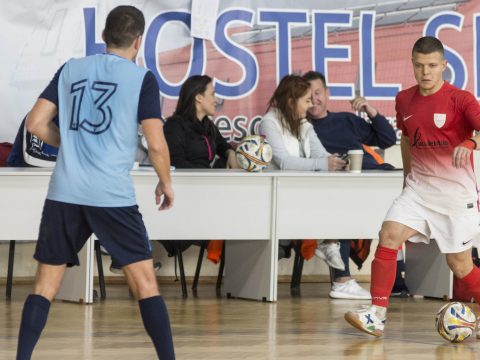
[
  {"left": 236, "top": 135, "right": 272, "bottom": 172},
  {"left": 435, "top": 302, "right": 476, "bottom": 342}
]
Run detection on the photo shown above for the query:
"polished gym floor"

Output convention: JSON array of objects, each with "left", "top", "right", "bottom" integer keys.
[{"left": 1, "top": 282, "right": 479, "bottom": 359}]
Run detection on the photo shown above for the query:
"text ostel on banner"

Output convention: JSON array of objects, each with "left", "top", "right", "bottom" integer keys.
[{"left": 84, "top": 8, "right": 480, "bottom": 100}]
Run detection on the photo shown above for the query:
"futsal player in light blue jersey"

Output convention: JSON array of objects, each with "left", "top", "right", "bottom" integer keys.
[{"left": 16, "top": 6, "right": 175, "bottom": 359}]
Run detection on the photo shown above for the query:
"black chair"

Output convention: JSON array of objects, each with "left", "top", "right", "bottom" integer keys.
[
  {"left": 6, "top": 240, "right": 15, "bottom": 299},
  {"left": 290, "top": 240, "right": 304, "bottom": 296},
  {"left": 162, "top": 240, "right": 225, "bottom": 298},
  {"left": 191, "top": 241, "right": 225, "bottom": 297},
  {"left": 93, "top": 240, "right": 221, "bottom": 300},
  {"left": 94, "top": 241, "right": 106, "bottom": 300}
]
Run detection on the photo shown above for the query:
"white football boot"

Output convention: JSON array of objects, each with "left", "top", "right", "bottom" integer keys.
[{"left": 344, "top": 305, "right": 386, "bottom": 337}]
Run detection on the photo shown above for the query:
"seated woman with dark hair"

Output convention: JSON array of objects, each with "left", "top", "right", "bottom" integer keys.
[
  {"left": 163, "top": 75, "right": 238, "bottom": 263},
  {"left": 164, "top": 75, "right": 238, "bottom": 169}
]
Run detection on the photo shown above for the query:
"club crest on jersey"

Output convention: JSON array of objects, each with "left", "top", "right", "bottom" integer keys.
[{"left": 433, "top": 113, "right": 446, "bottom": 128}]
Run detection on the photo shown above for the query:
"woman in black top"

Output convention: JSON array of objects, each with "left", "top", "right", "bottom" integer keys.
[
  {"left": 163, "top": 75, "right": 237, "bottom": 264},
  {"left": 164, "top": 75, "right": 238, "bottom": 169}
]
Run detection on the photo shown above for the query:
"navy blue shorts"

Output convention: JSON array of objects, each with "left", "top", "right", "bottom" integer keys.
[{"left": 34, "top": 199, "right": 152, "bottom": 267}]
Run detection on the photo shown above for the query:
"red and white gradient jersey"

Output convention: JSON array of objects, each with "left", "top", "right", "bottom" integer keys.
[{"left": 396, "top": 81, "right": 480, "bottom": 215}]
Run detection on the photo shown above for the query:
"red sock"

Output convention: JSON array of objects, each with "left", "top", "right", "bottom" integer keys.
[
  {"left": 371, "top": 246, "right": 398, "bottom": 308},
  {"left": 458, "top": 266, "right": 480, "bottom": 304}
]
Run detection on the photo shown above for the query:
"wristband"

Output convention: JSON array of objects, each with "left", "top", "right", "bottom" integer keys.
[{"left": 460, "top": 138, "right": 476, "bottom": 150}]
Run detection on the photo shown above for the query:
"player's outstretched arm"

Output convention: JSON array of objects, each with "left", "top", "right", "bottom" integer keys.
[
  {"left": 142, "top": 118, "right": 174, "bottom": 211},
  {"left": 26, "top": 98, "right": 59, "bottom": 147},
  {"left": 400, "top": 135, "right": 411, "bottom": 188}
]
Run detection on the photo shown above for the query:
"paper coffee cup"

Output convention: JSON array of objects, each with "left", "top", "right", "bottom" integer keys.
[{"left": 348, "top": 150, "right": 363, "bottom": 173}]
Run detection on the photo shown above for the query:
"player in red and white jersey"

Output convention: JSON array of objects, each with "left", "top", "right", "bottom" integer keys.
[
  {"left": 345, "top": 36, "right": 480, "bottom": 337},
  {"left": 397, "top": 76, "right": 480, "bottom": 218}
]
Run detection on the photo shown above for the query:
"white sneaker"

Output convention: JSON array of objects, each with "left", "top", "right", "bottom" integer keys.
[
  {"left": 315, "top": 242, "right": 345, "bottom": 270},
  {"left": 344, "top": 305, "right": 386, "bottom": 337},
  {"left": 330, "top": 279, "right": 372, "bottom": 300}
]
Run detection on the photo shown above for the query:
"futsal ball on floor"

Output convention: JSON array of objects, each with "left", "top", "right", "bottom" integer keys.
[
  {"left": 236, "top": 135, "right": 272, "bottom": 172},
  {"left": 435, "top": 302, "right": 476, "bottom": 342}
]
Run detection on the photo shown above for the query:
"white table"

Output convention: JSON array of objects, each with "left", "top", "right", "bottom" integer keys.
[
  {"left": 275, "top": 171, "right": 403, "bottom": 239},
  {"left": 133, "top": 169, "right": 278, "bottom": 302},
  {"left": 0, "top": 168, "right": 279, "bottom": 302},
  {"left": 273, "top": 171, "right": 453, "bottom": 299},
  {"left": 0, "top": 168, "right": 94, "bottom": 303},
  {"left": 1, "top": 168, "right": 449, "bottom": 302}
]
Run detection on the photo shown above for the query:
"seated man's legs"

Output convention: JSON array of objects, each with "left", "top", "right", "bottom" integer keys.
[
  {"left": 329, "top": 241, "right": 370, "bottom": 300},
  {"left": 330, "top": 240, "right": 408, "bottom": 299},
  {"left": 315, "top": 240, "right": 344, "bottom": 270}
]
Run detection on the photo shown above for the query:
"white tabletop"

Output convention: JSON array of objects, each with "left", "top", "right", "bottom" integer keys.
[{"left": 0, "top": 167, "right": 404, "bottom": 178}]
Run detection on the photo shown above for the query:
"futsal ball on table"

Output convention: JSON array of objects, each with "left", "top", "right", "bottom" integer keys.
[
  {"left": 435, "top": 302, "right": 476, "bottom": 342},
  {"left": 236, "top": 135, "right": 272, "bottom": 172}
]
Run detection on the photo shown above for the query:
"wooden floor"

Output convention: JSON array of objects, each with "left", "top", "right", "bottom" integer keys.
[{"left": 1, "top": 282, "right": 480, "bottom": 359}]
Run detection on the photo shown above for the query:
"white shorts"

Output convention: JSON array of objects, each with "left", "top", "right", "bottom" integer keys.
[{"left": 384, "top": 191, "right": 480, "bottom": 253}]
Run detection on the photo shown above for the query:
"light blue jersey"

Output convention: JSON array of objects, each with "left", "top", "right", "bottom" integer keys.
[{"left": 47, "top": 54, "right": 150, "bottom": 206}]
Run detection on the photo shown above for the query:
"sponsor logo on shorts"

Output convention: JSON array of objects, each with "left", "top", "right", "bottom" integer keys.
[
  {"left": 467, "top": 203, "right": 474, "bottom": 209},
  {"left": 463, "top": 239, "right": 473, "bottom": 246}
]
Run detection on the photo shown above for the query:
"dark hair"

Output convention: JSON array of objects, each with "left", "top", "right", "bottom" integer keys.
[
  {"left": 267, "top": 75, "right": 311, "bottom": 139},
  {"left": 173, "top": 75, "right": 217, "bottom": 141},
  {"left": 103, "top": 6, "right": 145, "bottom": 48},
  {"left": 302, "top": 70, "right": 327, "bottom": 89},
  {"left": 412, "top": 36, "right": 444, "bottom": 56}
]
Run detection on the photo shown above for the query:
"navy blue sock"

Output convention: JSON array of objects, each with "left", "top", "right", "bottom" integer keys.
[
  {"left": 139, "top": 296, "right": 175, "bottom": 360},
  {"left": 16, "top": 294, "right": 51, "bottom": 360}
]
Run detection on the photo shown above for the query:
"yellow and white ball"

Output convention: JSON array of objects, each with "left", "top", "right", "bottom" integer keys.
[
  {"left": 435, "top": 302, "right": 476, "bottom": 342},
  {"left": 236, "top": 135, "right": 272, "bottom": 172}
]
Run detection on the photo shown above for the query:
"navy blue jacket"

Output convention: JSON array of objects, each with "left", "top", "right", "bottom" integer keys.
[
  {"left": 7, "top": 116, "right": 59, "bottom": 167},
  {"left": 311, "top": 111, "right": 397, "bottom": 170}
]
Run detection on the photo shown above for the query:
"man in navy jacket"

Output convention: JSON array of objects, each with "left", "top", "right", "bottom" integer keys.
[
  {"left": 302, "top": 71, "right": 407, "bottom": 300},
  {"left": 303, "top": 71, "right": 396, "bottom": 169}
]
